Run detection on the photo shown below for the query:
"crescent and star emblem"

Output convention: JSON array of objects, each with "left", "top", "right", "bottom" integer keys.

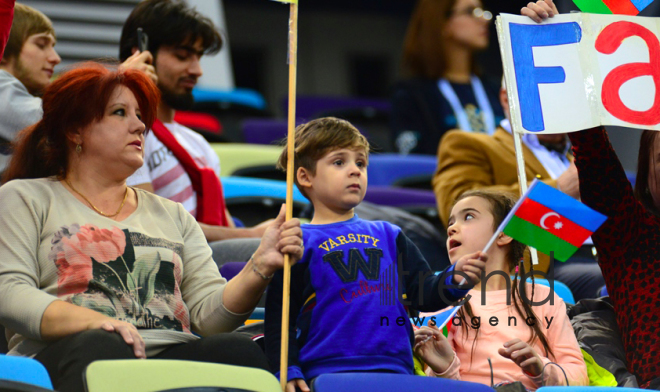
[{"left": 540, "top": 212, "right": 563, "bottom": 230}]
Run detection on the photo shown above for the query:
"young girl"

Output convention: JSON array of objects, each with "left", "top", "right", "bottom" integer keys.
[{"left": 414, "top": 190, "right": 587, "bottom": 390}]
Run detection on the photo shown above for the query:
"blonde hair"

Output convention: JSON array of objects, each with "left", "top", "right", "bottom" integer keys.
[
  {"left": 276, "top": 117, "right": 369, "bottom": 199},
  {"left": 3, "top": 3, "right": 55, "bottom": 62}
]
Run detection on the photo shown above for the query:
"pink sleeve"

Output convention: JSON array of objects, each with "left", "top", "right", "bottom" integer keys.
[
  {"left": 528, "top": 298, "right": 588, "bottom": 388},
  {"left": 0, "top": 0, "right": 14, "bottom": 59},
  {"left": 425, "top": 353, "right": 461, "bottom": 380},
  {"left": 425, "top": 331, "right": 462, "bottom": 380}
]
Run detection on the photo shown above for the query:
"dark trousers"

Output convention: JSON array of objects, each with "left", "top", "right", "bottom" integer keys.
[
  {"left": 552, "top": 245, "right": 606, "bottom": 302},
  {"left": 34, "top": 330, "right": 270, "bottom": 392}
]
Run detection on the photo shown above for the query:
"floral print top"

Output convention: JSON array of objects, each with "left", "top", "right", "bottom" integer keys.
[{"left": 0, "top": 178, "right": 248, "bottom": 357}]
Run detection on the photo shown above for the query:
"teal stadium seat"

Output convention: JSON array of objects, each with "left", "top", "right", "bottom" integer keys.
[
  {"left": 528, "top": 278, "right": 575, "bottom": 305},
  {"left": 0, "top": 355, "right": 53, "bottom": 390}
]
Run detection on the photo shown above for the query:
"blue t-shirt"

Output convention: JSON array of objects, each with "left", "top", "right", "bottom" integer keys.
[{"left": 265, "top": 216, "right": 468, "bottom": 382}]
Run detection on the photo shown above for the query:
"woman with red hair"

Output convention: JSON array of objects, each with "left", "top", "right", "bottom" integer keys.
[{"left": 0, "top": 63, "right": 303, "bottom": 392}]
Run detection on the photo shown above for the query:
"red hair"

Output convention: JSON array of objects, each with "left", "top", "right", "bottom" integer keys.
[{"left": 3, "top": 62, "right": 160, "bottom": 182}]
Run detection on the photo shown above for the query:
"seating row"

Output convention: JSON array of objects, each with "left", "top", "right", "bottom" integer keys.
[{"left": 0, "top": 354, "right": 636, "bottom": 392}]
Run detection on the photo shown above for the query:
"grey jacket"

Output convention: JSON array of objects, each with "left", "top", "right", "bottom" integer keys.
[{"left": 0, "top": 70, "right": 42, "bottom": 172}]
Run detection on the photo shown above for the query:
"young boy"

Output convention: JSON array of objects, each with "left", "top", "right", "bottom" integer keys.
[{"left": 265, "top": 117, "right": 488, "bottom": 392}]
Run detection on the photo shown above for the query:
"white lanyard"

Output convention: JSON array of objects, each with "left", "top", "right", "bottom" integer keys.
[{"left": 438, "top": 76, "right": 495, "bottom": 135}]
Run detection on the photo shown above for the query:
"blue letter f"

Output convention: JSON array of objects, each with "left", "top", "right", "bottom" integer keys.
[{"left": 509, "top": 22, "right": 582, "bottom": 132}]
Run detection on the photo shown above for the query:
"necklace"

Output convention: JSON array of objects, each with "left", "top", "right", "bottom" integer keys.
[{"left": 65, "top": 179, "right": 129, "bottom": 218}]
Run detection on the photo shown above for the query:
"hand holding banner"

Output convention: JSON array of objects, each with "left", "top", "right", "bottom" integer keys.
[{"left": 497, "top": 12, "right": 660, "bottom": 134}]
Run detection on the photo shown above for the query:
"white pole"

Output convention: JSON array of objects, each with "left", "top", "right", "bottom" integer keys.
[{"left": 513, "top": 131, "right": 540, "bottom": 265}]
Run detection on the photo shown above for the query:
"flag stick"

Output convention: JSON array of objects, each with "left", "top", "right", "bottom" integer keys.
[
  {"left": 458, "top": 175, "right": 539, "bottom": 288},
  {"left": 481, "top": 178, "right": 539, "bottom": 257},
  {"left": 280, "top": 2, "right": 298, "bottom": 390},
  {"left": 512, "top": 130, "right": 540, "bottom": 265}
]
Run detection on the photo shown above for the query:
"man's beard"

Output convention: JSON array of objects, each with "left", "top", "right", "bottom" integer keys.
[
  {"left": 159, "top": 83, "right": 195, "bottom": 111},
  {"left": 14, "top": 59, "right": 46, "bottom": 96}
]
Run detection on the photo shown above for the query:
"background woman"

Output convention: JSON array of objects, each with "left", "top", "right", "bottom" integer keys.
[
  {"left": 0, "top": 63, "right": 303, "bottom": 392},
  {"left": 391, "top": 0, "right": 504, "bottom": 155}
]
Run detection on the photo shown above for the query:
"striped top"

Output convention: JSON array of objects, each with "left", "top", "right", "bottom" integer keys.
[{"left": 127, "top": 121, "right": 221, "bottom": 218}]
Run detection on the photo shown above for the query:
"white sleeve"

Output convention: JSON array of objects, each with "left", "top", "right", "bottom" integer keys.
[{"left": 126, "top": 161, "right": 152, "bottom": 186}]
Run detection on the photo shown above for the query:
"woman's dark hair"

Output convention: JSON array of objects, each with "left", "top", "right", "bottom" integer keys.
[
  {"left": 3, "top": 62, "right": 160, "bottom": 182},
  {"left": 119, "top": 0, "right": 222, "bottom": 62},
  {"left": 451, "top": 190, "right": 555, "bottom": 366},
  {"left": 401, "top": 0, "right": 479, "bottom": 79},
  {"left": 634, "top": 130, "right": 660, "bottom": 217}
]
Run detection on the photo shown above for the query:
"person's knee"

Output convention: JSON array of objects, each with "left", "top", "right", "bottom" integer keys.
[
  {"left": 68, "top": 330, "right": 135, "bottom": 361},
  {"left": 202, "top": 333, "right": 270, "bottom": 371}
]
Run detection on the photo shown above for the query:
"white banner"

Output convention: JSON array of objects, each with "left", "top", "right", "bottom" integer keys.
[{"left": 497, "top": 13, "right": 660, "bottom": 134}]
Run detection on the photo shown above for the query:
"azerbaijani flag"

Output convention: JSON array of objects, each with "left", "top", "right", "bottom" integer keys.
[
  {"left": 501, "top": 179, "right": 607, "bottom": 262},
  {"left": 415, "top": 306, "right": 461, "bottom": 337},
  {"left": 572, "top": 0, "right": 653, "bottom": 15}
]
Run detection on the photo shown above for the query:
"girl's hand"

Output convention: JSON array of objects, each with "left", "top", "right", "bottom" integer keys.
[
  {"left": 286, "top": 378, "right": 310, "bottom": 392},
  {"left": 253, "top": 205, "right": 304, "bottom": 277},
  {"left": 453, "top": 251, "right": 487, "bottom": 286},
  {"left": 521, "top": 0, "right": 559, "bottom": 23},
  {"left": 413, "top": 322, "right": 455, "bottom": 374},
  {"left": 498, "top": 338, "right": 544, "bottom": 376}
]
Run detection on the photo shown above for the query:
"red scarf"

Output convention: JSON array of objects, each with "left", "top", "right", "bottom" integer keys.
[{"left": 150, "top": 120, "right": 228, "bottom": 226}]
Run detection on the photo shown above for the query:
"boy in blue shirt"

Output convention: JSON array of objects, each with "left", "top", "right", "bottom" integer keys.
[{"left": 265, "top": 117, "right": 487, "bottom": 392}]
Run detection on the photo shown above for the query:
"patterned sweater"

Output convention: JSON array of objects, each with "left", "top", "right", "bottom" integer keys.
[
  {"left": 0, "top": 178, "right": 249, "bottom": 357},
  {"left": 569, "top": 128, "right": 660, "bottom": 388},
  {"left": 264, "top": 216, "right": 467, "bottom": 382}
]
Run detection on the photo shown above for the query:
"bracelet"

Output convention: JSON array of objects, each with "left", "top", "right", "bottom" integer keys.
[{"left": 251, "top": 255, "right": 274, "bottom": 280}]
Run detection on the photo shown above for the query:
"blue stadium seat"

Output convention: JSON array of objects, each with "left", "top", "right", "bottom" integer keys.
[
  {"left": 625, "top": 171, "right": 636, "bottom": 187},
  {"left": 193, "top": 87, "right": 266, "bottom": 110},
  {"left": 282, "top": 95, "right": 390, "bottom": 121},
  {"left": 0, "top": 355, "right": 53, "bottom": 390},
  {"left": 363, "top": 186, "right": 436, "bottom": 209},
  {"left": 368, "top": 154, "right": 437, "bottom": 188},
  {"left": 311, "top": 373, "right": 493, "bottom": 392},
  {"left": 220, "top": 261, "right": 246, "bottom": 281},
  {"left": 221, "top": 177, "right": 309, "bottom": 227},
  {"left": 249, "top": 307, "right": 265, "bottom": 321},
  {"left": 528, "top": 278, "right": 575, "bottom": 305},
  {"left": 242, "top": 118, "right": 288, "bottom": 145},
  {"left": 538, "top": 387, "right": 640, "bottom": 392},
  {"left": 221, "top": 177, "right": 308, "bottom": 205}
]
